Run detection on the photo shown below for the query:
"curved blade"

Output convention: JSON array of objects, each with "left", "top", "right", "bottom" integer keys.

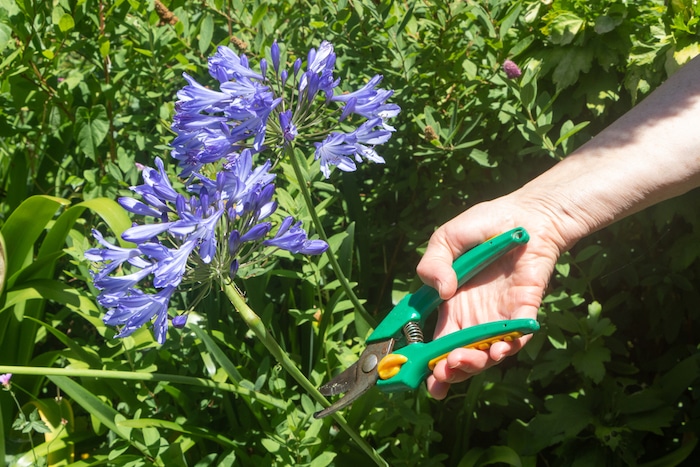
[{"left": 314, "top": 339, "right": 394, "bottom": 418}]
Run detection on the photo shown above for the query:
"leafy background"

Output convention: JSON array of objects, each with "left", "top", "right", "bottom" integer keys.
[{"left": 2, "top": 0, "right": 700, "bottom": 465}]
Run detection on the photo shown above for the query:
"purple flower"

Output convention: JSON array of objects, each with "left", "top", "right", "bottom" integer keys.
[
  {"left": 279, "top": 110, "right": 297, "bottom": 143},
  {"left": 208, "top": 46, "right": 264, "bottom": 83},
  {"left": 103, "top": 286, "right": 176, "bottom": 344},
  {"left": 171, "top": 67, "right": 281, "bottom": 176},
  {"left": 172, "top": 314, "right": 188, "bottom": 329},
  {"left": 351, "top": 118, "right": 392, "bottom": 163},
  {"left": 88, "top": 148, "right": 325, "bottom": 343},
  {"left": 503, "top": 59, "right": 522, "bottom": 79},
  {"left": 264, "top": 217, "right": 328, "bottom": 255},
  {"left": 260, "top": 58, "right": 268, "bottom": 80},
  {"left": 298, "top": 41, "right": 340, "bottom": 102},
  {"left": 314, "top": 132, "right": 358, "bottom": 178},
  {"left": 0, "top": 373, "right": 12, "bottom": 388},
  {"left": 313, "top": 118, "right": 392, "bottom": 178},
  {"left": 270, "top": 40, "right": 281, "bottom": 74},
  {"left": 332, "top": 75, "right": 400, "bottom": 126}
]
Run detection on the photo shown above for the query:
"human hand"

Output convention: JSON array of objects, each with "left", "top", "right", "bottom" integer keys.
[{"left": 416, "top": 195, "right": 567, "bottom": 399}]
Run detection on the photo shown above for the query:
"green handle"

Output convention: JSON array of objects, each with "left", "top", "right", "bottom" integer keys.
[
  {"left": 367, "top": 227, "right": 530, "bottom": 343},
  {"left": 376, "top": 318, "right": 540, "bottom": 392}
]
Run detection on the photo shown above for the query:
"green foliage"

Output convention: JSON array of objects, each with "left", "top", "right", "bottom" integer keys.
[{"left": 1, "top": 0, "right": 700, "bottom": 466}]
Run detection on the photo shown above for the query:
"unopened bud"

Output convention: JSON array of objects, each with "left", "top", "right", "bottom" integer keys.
[{"left": 503, "top": 59, "right": 522, "bottom": 79}]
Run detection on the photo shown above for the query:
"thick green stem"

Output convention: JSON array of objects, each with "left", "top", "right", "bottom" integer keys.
[
  {"left": 284, "top": 144, "right": 376, "bottom": 328},
  {"left": 222, "top": 280, "right": 387, "bottom": 467},
  {"left": 0, "top": 365, "right": 286, "bottom": 410}
]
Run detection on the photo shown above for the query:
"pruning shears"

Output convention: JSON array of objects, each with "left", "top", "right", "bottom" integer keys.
[{"left": 314, "top": 227, "right": 540, "bottom": 418}]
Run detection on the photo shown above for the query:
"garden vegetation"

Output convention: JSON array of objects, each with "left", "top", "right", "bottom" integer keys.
[{"left": 1, "top": 0, "right": 700, "bottom": 465}]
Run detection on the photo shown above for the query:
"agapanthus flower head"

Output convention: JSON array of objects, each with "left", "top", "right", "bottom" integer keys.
[
  {"left": 503, "top": 59, "right": 522, "bottom": 79},
  {"left": 170, "top": 39, "right": 398, "bottom": 179},
  {"left": 87, "top": 156, "right": 326, "bottom": 344}
]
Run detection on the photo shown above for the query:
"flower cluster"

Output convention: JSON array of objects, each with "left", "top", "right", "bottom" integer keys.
[
  {"left": 171, "top": 40, "right": 399, "bottom": 178},
  {"left": 87, "top": 152, "right": 327, "bottom": 343},
  {"left": 87, "top": 40, "right": 398, "bottom": 344}
]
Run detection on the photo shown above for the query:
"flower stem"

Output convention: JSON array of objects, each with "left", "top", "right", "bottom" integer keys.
[
  {"left": 222, "top": 280, "right": 387, "bottom": 467},
  {"left": 284, "top": 144, "right": 376, "bottom": 329}
]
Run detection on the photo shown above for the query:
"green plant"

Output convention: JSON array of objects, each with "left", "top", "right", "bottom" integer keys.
[{"left": 2, "top": 1, "right": 700, "bottom": 466}]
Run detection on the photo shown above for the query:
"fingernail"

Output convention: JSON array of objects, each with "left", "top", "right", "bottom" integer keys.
[{"left": 435, "top": 280, "right": 444, "bottom": 298}]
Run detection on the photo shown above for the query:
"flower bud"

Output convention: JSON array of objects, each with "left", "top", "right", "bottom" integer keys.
[
  {"left": 503, "top": 59, "right": 522, "bottom": 79},
  {"left": 271, "top": 40, "right": 280, "bottom": 74},
  {"left": 172, "top": 314, "right": 188, "bottom": 328}
]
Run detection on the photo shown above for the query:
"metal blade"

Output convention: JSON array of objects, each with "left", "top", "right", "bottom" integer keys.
[
  {"left": 318, "top": 362, "right": 360, "bottom": 397},
  {"left": 314, "top": 339, "right": 394, "bottom": 418}
]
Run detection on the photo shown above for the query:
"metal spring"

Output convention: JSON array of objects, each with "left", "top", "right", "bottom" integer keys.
[{"left": 403, "top": 322, "right": 424, "bottom": 344}]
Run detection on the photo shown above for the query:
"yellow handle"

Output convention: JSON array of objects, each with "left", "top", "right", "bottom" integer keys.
[{"left": 427, "top": 331, "right": 524, "bottom": 371}]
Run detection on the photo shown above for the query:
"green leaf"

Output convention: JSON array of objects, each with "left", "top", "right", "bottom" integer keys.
[
  {"left": 261, "top": 437, "right": 281, "bottom": 453},
  {"left": 475, "top": 446, "right": 522, "bottom": 466},
  {"left": 117, "top": 418, "right": 238, "bottom": 448},
  {"left": 469, "top": 3, "right": 496, "bottom": 37},
  {"left": 337, "top": 222, "right": 354, "bottom": 278},
  {"left": 639, "top": 435, "right": 698, "bottom": 467},
  {"left": 519, "top": 65, "right": 538, "bottom": 110},
  {"left": 198, "top": 14, "right": 214, "bottom": 55},
  {"left": 555, "top": 120, "right": 590, "bottom": 148},
  {"left": 499, "top": 3, "right": 522, "bottom": 41},
  {"left": 572, "top": 344, "right": 610, "bottom": 383},
  {"left": 625, "top": 406, "right": 675, "bottom": 434},
  {"left": 57, "top": 13, "right": 74, "bottom": 32},
  {"left": 251, "top": 4, "right": 268, "bottom": 27},
  {"left": 309, "top": 452, "right": 337, "bottom": 467},
  {"left": 74, "top": 106, "right": 109, "bottom": 161},
  {"left": 468, "top": 148, "right": 496, "bottom": 167},
  {"left": 0, "top": 232, "right": 6, "bottom": 296},
  {"left": 25, "top": 408, "right": 51, "bottom": 434},
  {"left": 515, "top": 394, "right": 593, "bottom": 454},
  {"left": 594, "top": 15, "right": 618, "bottom": 34},
  {"left": 545, "top": 12, "right": 584, "bottom": 45},
  {"left": 573, "top": 245, "right": 602, "bottom": 263},
  {"left": 13, "top": 435, "right": 87, "bottom": 467},
  {"left": 0, "top": 22, "right": 12, "bottom": 53},
  {"left": 552, "top": 48, "right": 593, "bottom": 91},
  {"left": 99, "top": 37, "right": 110, "bottom": 58},
  {"left": 190, "top": 323, "right": 243, "bottom": 383},
  {"left": 0, "top": 195, "right": 69, "bottom": 281},
  {"left": 47, "top": 375, "right": 150, "bottom": 454},
  {"left": 1, "top": 278, "right": 96, "bottom": 314},
  {"left": 24, "top": 316, "right": 102, "bottom": 368}
]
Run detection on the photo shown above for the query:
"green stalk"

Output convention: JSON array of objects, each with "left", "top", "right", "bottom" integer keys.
[
  {"left": 0, "top": 365, "right": 286, "bottom": 410},
  {"left": 222, "top": 280, "right": 387, "bottom": 467},
  {"left": 284, "top": 144, "right": 376, "bottom": 328}
]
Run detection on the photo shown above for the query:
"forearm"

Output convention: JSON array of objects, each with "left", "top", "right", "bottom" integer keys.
[{"left": 515, "top": 56, "right": 700, "bottom": 250}]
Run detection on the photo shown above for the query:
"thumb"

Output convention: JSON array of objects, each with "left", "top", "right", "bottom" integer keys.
[
  {"left": 417, "top": 212, "right": 503, "bottom": 300},
  {"left": 416, "top": 244, "right": 458, "bottom": 300}
]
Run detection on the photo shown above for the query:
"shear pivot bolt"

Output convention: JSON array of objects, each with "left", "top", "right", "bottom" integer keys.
[{"left": 362, "top": 355, "right": 378, "bottom": 373}]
